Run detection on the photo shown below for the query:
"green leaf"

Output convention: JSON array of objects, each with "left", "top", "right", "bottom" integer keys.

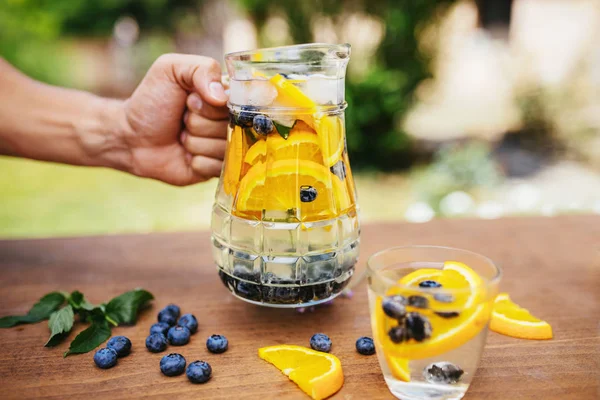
[
  {"left": 68, "top": 291, "right": 95, "bottom": 311},
  {"left": 104, "top": 289, "right": 153, "bottom": 326},
  {"left": 273, "top": 120, "right": 297, "bottom": 140},
  {"left": 45, "top": 305, "right": 74, "bottom": 347},
  {"left": 64, "top": 317, "right": 111, "bottom": 357},
  {"left": 0, "top": 292, "right": 66, "bottom": 328}
]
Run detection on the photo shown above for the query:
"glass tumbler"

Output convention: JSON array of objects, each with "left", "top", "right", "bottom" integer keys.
[{"left": 367, "top": 246, "right": 501, "bottom": 400}]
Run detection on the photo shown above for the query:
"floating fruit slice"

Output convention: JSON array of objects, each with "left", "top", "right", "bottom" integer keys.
[
  {"left": 223, "top": 125, "right": 244, "bottom": 195},
  {"left": 258, "top": 345, "right": 344, "bottom": 400},
  {"left": 244, "top": 140, "right": 267, "bottom": 165},
  {"left": 267, "top": 130, "right": 322, "bottom": 164},
  {"left": 375, "top": 262, "right": 490, "bottom": 360},
  {"left": 490, "top": 293, "right": 553, "bottom": 339},
  {"left": 269, "top": 74, "right": 344, "bottom": 167},
  {"left": 236, "top": 159, "right": 349, "bottom": 220},
  {"left": 386, "top": 355, "right": 411, "bottom": 382}
]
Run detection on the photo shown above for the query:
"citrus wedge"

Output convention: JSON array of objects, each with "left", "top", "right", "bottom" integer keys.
[
  {"left": 386, "top": 355, "right": 411, "bottom": 382},
  {"left": 244, "top": 139, "right": 267, "bottom": 165},
  {"left": 258, "top": 345, "right": 344, "bottom": 400},
  {"left": 267, "top": 130, "right": 322, "bottom": 164},
  {"left": 235, "top": 159, "right": 349, "bottom": 220},
  {"left": 490, "top": 293, "right": 553, "bottom": 339},
  {"left": 223, "top": 125, "right": 244, "bottom": 195},
  {"left": 375, "top": 262, "right": 490, "bottom": 359},
  {"left": 269, "top": 74, "right": 344, "bottom": 167}
]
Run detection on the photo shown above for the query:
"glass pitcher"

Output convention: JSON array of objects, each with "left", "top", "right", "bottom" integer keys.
[{"left": 211, "top": 43, "right": 359, "bottom": 307}]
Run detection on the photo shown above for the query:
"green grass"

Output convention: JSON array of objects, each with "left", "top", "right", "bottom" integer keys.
[{"left": 0, "top": 157, "right": 412, "bottom": 238}]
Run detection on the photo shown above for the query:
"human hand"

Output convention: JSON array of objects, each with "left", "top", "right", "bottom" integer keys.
[{"left": 122, "top": 54, "right": 229, "bottom": 186}]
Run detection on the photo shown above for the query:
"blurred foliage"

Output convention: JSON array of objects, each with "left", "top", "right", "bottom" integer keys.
[
  {"left": 237, "top": 0, "right": 455, "bottom": 170},
  {"left": 0, "top": 0, "right": 199, "bottom": 85},
  {"left": 412, "top": 142, "right": 502, "bottom": 206}
]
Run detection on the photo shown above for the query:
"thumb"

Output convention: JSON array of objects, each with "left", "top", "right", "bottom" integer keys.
[{"left": 155, "top": 53, "right": 228, "bottom": 107}]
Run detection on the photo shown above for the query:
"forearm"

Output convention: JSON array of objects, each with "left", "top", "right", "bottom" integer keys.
[{"left": 0, "top": 59, "right": 133, "bottom": 172}]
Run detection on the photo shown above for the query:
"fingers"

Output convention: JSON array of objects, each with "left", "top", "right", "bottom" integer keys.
[
  {"left": 154, "top": 53, "right": 228, "bottom": 107},
  {"left": 184, "top": 111, "right": 228, "bottom": 139},
  {"left": 191, "top": 155, "right": 223, "bottom": 179},
  {"left": 182, "top": 131, "right": 226, "bottom": 160},
  {"left": 186, "top": 92, "right": 229, "bottom": 120}
]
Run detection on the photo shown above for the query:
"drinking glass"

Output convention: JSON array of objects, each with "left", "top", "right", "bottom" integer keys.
[{"left": 367, "top": 246, "right": 501, "bottom": 399}]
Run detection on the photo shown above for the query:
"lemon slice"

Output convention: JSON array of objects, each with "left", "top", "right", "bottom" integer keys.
[
  {"left": 490, "top": 293, "right": 553, "bottom": 339},
  {"left": 269, "top": 74, "right": 344, "bottom": 167},
  {"left": 376, "top": 262, "right": 490, "bottom": 360},
  {"left": 259, "top": 345, "right": 344, "bottom": 400}
]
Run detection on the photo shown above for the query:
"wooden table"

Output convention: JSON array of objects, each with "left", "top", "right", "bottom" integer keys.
[{"left": 0, "top": 215, "right": 598, "bottom": 400}]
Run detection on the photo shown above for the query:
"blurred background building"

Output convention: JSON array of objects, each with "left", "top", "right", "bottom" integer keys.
[{"left": 1, "top": 0, "right": 599, "bottom": 237}]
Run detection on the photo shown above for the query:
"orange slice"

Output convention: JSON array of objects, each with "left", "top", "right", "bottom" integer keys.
[
  {"left": 269, "top": 74, "right": 344, "bottom": 167},
  {"left": 223, "top": 125, "right": 244, "bottom": 195},
  {"left": 258, "top": 345, "right": 344, "bottom": 400},
  {"left": 267, "top": 130, "right": 322, "bottom": 164},
  {"left": 490, "top": 293, "right": 553, "bottom": 339},
  {"left": 244, "top": 139, "right": 267, "bottom": 165},
  {"left": 235, "top": 160, "right": 349, "bottom": 220},
  {"left": 386, "top": 355, "right": 411, "bottom": 382},
  {"left": 375, "top": 262, "right": 490, "bottom": 359}
]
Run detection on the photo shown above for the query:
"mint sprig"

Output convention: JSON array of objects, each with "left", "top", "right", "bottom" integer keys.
[
  {"left": 45, "top": 305, "right": 74, "bottom": 347},
  {"left": 273, "top": 120, "right": 297, "bottom": 140},
  {"left": 0, "top": 288, "right": 154, "bottom": 357}
]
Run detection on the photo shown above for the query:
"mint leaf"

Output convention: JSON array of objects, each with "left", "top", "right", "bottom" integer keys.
[
  {"left": 0, "top": 292, "right": 66, "bottom": 328},
  {"left": 273, "top": 120, "right": 296, "bottom": 140},
  {"left": 68, "top": 291, "right": 95, "bottom": 311},
  {"left": 45, "top": 305, "right": 74, "bottom": 347},
  {"left": 104, "top": 289, "right": 153, "bottom": 326},
  {"left": 64, "top": 317, "right": 111, "bottom": 357}
]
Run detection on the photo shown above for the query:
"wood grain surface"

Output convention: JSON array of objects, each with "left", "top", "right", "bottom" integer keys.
[{"left": 0, "top": 215, "right": 598, "bottom": 400}]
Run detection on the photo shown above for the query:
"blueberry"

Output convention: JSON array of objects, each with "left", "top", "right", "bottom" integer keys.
[
  {"left": 93, "top": 348, "right": 118, "bottom": 369},
  {"left": 330, "top": 160, "right": 347, "bottom": 180},
  {"left": 406, "top": 312, "right": 432, "bottom": 342},
  {"left": 408, "top": 295, "right": 429, "bottom": 309},
  {"left": 146, "top": 333, "right": 168, "bottom": 353},
  {"left": 310, "top": 333, "right": 332, "bottom": 353},
  {"left": 106, "top": 336, "right": 131, "bottom": 357},
  {"left": 186, "top": 360, "right": 212, "bottom": 384},
  {"left": 382, "top": 295, "right": 407, "bottom": 320},
  {"left": 252, "top": 114, "right": 274, "bottom": 135},
  {"left": 160, "top": 353, "right": 186, "bottom": 376},
  {"left": 423, "top": 362, "right": 464, "bottom": 384},
  {"left": 168, "top": 326, "right": 191, "bottom": 346},
  {"left": 419, "top": 280, "right": 442, "bottom": 288},
  {"left": 206, "top": 334, "right": 228, "bottom": 354},
  {"left": 300, "top": 185, "right": 318, "bottom": 203},
  {"left": 435, "top": 311, "right": 460, "bottom": 319},
  {"left": 355, "top": 337, "right": 375, "bottom": 355},
  {"left": 150, "top": 322, "right": 170, "bottom": 336},
  {"left": 237, "top": 106, "right": 256, "bottom": 127},
  {"left": 164, "top": 304, "right": 181, "bottom": 319},
  {"left": 158, "top": 308, "right": 177, "bottom": 326},
  {"left": 388, "top": 325, "right": 408, "bottom": 343},
  {"left": 434, "top": 293, "right": 454, "bottom": 303},
  {"left": 178, "top": 313, "right": 198, "bottom": 334}
]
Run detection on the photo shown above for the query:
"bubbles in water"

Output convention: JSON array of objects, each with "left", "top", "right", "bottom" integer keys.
[{"left": 423, "top": 362, "right": 464, "bottom": 384}]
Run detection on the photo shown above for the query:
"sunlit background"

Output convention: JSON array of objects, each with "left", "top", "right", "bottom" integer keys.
[{"left": 1, "top": 0, "right": 599, "bottom": 238}]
